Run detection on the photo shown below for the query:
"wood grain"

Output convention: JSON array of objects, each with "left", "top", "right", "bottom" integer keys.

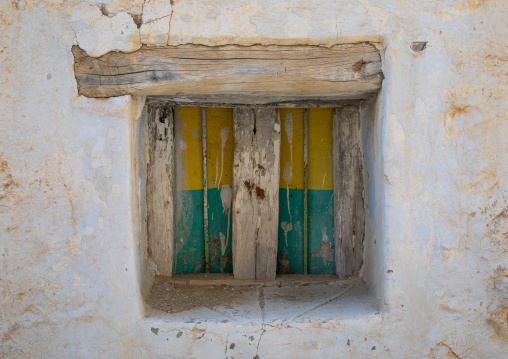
[
  {"left": 146, "top": 105, "right": 175, "bottom": 276},
  {"left": 333, "top": 106, "right": 365, "bottom": 279},
  {"left": 232, "top": 108, "right": 280, "bottom": 280},
  {"left": 145, "top": 95, "right": 363, "bottom": 108},
  {"left": 72, "top": 44, "right": 383, "bottom": 99}
]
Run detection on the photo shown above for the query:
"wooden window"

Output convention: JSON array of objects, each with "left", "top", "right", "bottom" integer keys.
[
  {"left": 73, "top": 42, "right": 379, "bottom": 281},
  {"left": 146, "top": 104, "right": 365, "bottom": 280}
]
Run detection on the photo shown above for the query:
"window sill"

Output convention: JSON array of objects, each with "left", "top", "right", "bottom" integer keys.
[{"left": 144, "top": 274, "right": 379, "bottom": 325}]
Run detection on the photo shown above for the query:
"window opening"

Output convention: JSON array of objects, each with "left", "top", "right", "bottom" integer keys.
[{"left": 172, "top": 106, "right": 338, "bottom": 275}]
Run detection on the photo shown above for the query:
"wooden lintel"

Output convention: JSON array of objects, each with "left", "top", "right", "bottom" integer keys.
[
  {"left": 72, "top": 44, "right": 383, "bottom": 99},
  {"left": 145, "top": 95, "right": 364, "bottom": 108}
]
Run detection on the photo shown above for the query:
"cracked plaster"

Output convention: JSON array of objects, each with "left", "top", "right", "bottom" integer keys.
[{"left": 139, "top": 0, "right": 173, "bottom": 46}]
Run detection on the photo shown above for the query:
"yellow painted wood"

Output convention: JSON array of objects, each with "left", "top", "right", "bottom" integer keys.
[
  {"left": 206, "top": 108, "right": 234, "bottom": 273},
  {"left": 278, "top": 109, "right": 305, "bottom": 273},
  {"left": 174, "top": 107, "right": 203, "bottom": 191},
  {"left": 206, "top": 108, "right": 234, "bottom": 188},
  {"left": 308, "top": 108, "right": 335, "bottom": 274},
  {"left": 308, "top": 108, "right": 334, "bottom": 191},
  {"left": 279, "top": 108, "right": 304, "bottom": 190},
  {"left": 173, "top": 106, "right": 205, "bottom": 274}
]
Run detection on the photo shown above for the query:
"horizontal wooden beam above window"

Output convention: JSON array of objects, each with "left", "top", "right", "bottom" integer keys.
[
  {"left": 145, "top": 95, "right": 364, "bottom": 108},
  {"left": 72, "top": 44, "right": 383, "bottom": 99}
]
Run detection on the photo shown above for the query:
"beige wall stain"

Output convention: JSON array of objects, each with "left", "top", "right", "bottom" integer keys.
[{"left": 0, "top": 154, "right": 17, "bottom": 202}]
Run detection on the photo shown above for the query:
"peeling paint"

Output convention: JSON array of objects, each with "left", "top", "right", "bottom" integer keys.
[{"left": 71, "top": 2, "right": 141, "bottom": 57}]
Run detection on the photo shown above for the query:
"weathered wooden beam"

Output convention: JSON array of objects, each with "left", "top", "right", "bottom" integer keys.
[
  {"left": 72, "top": 44, "right": 383, "bottom": 99},
  {"left": 232, "top": 108, "right": 281, "bottom": 280},
  {"left": 146, "top": 105, "right": 174, "bottom": 276},
  {"left": 145, "top": 95, "right": 364, "bottom": 108},
  {"left": 333, "top": 106, "right": 365, "bottom": 279}
]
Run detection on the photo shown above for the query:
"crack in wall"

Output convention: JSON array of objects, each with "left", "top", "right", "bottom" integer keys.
[
  {"left": 255, "top": 287, "right": 266, "bottom": 357},
  {"left": 288, "top": 284, "right": 353, "bottom": 323}
]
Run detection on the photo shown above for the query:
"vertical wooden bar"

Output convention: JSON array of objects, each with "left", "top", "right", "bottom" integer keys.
[
  {"left": 303, "top": 109, "right": 309, "bottom": 275},
  {"left": 333, "top": 106, "right": 365, "bottom": 279},
  {"left": 202, "top": 108, "right": 209, "bottom": 273},
  {"left": 146, "top": 106, "right": 174, "bottom": 276},
  {"left": 233, "top": 108, "right": 281, "bottom": 280},
  {"left": 232, "top": 109, "right": 256, "bottom": 279},
  {"left": 173, "top": 107, "right": 205, "bottom": 274},
  {"left": 206, "top": 108, "right": 234, "bottom": 273},
  {"left": 308, "top": 108, "right": 336, "bottom": 274},
  {"left": 277, "top": 109, "right": 305, "bottom": 274}
]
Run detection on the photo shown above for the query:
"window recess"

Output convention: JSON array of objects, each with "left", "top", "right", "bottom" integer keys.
[{"left": 146, "top": 104, "right": 365, "bottom": 280}]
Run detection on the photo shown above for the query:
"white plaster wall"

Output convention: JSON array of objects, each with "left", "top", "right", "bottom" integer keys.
[{"left": 0, "top": 0, "right": 507, "bottom": 357}]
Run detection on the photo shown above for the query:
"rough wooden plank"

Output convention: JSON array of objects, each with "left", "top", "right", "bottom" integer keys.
[
  {"left": 72, "top": 44, "right": 383, "bottom": 99},
  {"left": 232, "top": 109, "right": 257, "bottom": 279},
  {"left": 333, "top": 106, "right": 365, "bottom": 279},
  {"left": 145, "top": 95, "right": 364, "bottom": 108},
  {"left": 232, "top": 108, "right": 281, "bottom": 280},
  {"left": 146, "top": 105, "right": 174, "bottom": 276},
  {"left": 254, "top": 109, "right": 281, "bottom": 280}
]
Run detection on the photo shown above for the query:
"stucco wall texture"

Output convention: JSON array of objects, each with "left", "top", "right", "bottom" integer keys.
[{"left": 0, "top": 0, "right": 507, "bottom": 358}]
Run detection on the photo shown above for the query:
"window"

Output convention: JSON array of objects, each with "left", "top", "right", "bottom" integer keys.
[
  {"left": 146, "top": 104, "right": 365, "bottom": 280},
  {"left": 74, "top": 41, "right": 381, "bottom": 319}
]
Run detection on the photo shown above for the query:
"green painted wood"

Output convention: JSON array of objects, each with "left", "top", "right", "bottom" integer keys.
[
  {"left": 278, "top": 109, "right": 305, "bottom": 274},
  {"left": 308, "top": 189, "right": 335, "bottom": 274},
  {"left": 278, "top": 188, "right": 304, "bottom": 273},
  {"left": 173, "top": 107, "right": 205, "bottom": 274},
  {"left": 173, "top": 189, "right": 206, "bottom": 274},
  {"left": 205, "top": 108, "right": 234, "bottom": 273},
  {"left": 207, "top": 188, "right": 233, "bottom": 273},
  {"left": 307, "top": 108, "right": 335, "bottom": 274}
]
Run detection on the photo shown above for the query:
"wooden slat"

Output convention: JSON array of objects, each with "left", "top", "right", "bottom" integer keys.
[
  {"left": 307, "top": 108, "right": 336, "bottom": 274},
  {"left": 277, "top": 109, "right": 305, "bottom": 274},
  {"left": 232, "top": 108, "right": 281, "bottom": 280},
  {"left": 333, "top": 106, "right": 365, "bottom": 279},
  {"left": 146, "top": 105, "right": 174, "bottom": 276},
  {"left": 206, "top": 108, "right": 234, "bottom": 273},
  {"left": 173, "top": 107, "right": 205, "bottom": 274},
  {"left": 72, "top": 44, "right": 383, "bottom": 99}
]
